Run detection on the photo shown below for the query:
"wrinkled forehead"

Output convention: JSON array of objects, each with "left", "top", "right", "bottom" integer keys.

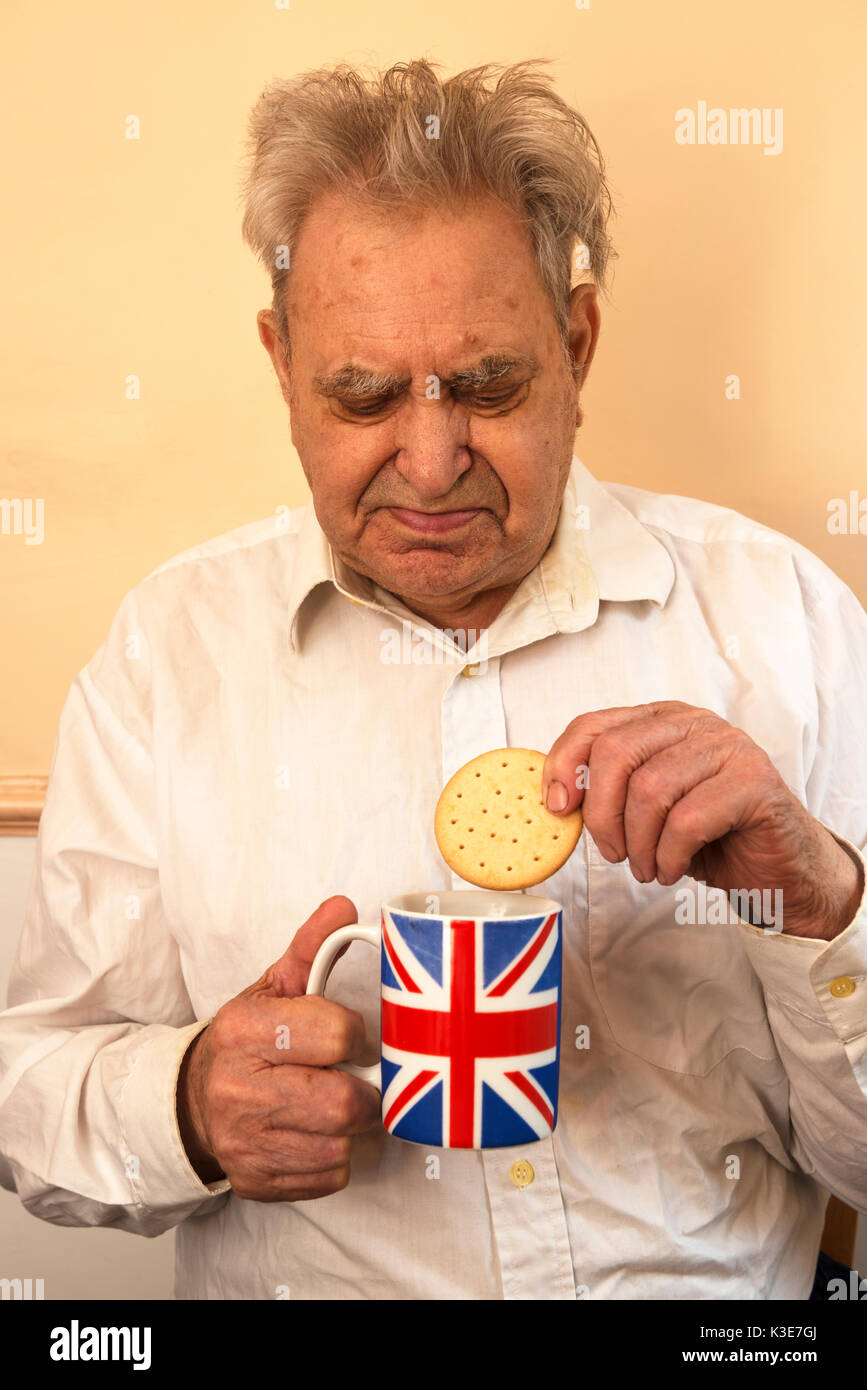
[{"left": 285, "top": 186, "right": 557, "bottom": 365}]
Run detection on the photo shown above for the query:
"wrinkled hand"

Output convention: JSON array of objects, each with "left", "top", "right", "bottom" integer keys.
[
  {"left": 542, "top": 701, "right": 863, "bottom": 940},
  {"left": 177, "top": 896, "right": 381, "bottom": 1200}
]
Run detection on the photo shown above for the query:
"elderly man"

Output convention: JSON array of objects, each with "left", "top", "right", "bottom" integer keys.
[{"left": 1, "top": 59, "right": 865, "bottom": 1302}]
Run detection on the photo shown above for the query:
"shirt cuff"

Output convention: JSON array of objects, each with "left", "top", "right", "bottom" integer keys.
[
  {"left": 118, "top": 1018, "right": 232, "bottom": 1218},
  {"left": 733, "top": 823, "right": 867, "bottom": 1045}
]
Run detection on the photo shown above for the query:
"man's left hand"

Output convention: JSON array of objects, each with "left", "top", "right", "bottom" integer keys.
[{"left": 542, "top": 701, "right": 864, "bottom": 941}]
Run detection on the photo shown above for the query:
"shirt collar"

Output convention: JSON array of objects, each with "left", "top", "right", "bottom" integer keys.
[{"left": 286, "top": 455, "right": 675, "bottom": 654}]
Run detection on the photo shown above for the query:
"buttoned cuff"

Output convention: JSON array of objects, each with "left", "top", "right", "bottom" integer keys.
[
  {"left": 733, "top": 824, "right": 867, "bottom": 1045},
  {"left": 118, "top": 1018, "right": 232, "bottom": 1220}
]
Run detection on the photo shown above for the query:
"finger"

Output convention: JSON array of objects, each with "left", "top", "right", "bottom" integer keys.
[
  {"left": 258, "top": 896, "right": 359, "bottom": 998},
  {"left": 259, "top": 1127, "right": 356, "bottom": 1174},
  {"left": 621, "top": 732, "right": 737, "bottom": 882},
  {"left": 233, "top": 993, "right": 368, "bottom": 1067},
  {"left": 226, "top": 1124, "right": 354, "bottom": 1178},
  {"left": 653, "top": 769, "right": 756, "bottom": 886},
  {"left": 555, "top": 706, "right": 719, "bottom": 856},
  {"left": 231, "top": 1164, "right": 352, "bottom": 1204},
  {"left": 541, "top": 701, "right": 697, "bottom": 818},
  {"left": 259, "top": 1063, "right": 382, "bottom": 1136},
  {"left": 581, "top": 711, "right": 713, "bottom": 858}
]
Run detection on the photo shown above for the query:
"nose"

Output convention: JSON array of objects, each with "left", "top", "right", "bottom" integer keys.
[{"left": 392, "top": 394, "right": 473, "bottom": 502}]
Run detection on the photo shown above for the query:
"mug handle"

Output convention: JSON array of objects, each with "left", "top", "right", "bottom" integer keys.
[{"left": 305, "top": 924, "right": 382, "bottom": 1090}]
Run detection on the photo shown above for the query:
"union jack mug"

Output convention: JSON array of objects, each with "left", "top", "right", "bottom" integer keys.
[{"left": 305, "top": 891, "right": 563, "bottom": 1149}]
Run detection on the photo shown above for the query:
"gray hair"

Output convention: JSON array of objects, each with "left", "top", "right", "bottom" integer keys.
[{"left": 239, "top": 58, "right": 617, "bottom": 359}]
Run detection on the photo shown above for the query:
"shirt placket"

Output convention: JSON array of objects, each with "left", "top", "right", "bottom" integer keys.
[{"left": 441, "top": 653, "right": 577, "bottom": 1300}]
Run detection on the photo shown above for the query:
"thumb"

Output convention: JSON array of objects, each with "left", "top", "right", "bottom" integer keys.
[{"left": 260, "top": 895, "right": 359, "bottom": 998}]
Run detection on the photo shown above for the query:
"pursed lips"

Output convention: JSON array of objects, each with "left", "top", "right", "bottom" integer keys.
[{"left": 386, "top": 506, "right": 485, "bottom": 534}]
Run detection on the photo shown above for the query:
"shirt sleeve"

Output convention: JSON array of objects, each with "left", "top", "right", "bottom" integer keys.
[
  {"left": 732, "top": 568, "right": 867, "bottom": 1214},
  {"left": 0, "top": 587, "right": 231, "bottom": 1236}
]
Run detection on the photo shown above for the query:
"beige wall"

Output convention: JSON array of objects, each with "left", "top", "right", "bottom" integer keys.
[{"left": 2, "top": 0, "right": 866, "bottom": 774}]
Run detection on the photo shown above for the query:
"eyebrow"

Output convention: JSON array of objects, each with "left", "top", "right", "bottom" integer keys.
[{"left": 312, "top": 352, "right": 539, "bottom": 400}]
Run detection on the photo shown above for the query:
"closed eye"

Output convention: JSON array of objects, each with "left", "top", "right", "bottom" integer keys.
[
  {"left": 331, "top": 397, "right": 397, "bottom": 418},
  {"left": 330, "top": 380, "right": 530, "bottom": 419},
  {"left": 344, "top": 400, "right": 392, "bottom": 415},
  {"left": 465, "top": 381, "right": 530, "bottom": 411}
]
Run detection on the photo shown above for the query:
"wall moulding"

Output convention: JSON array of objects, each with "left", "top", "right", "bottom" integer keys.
[{"left": 0, "top": 776, "right": 47, "bottom": 834}]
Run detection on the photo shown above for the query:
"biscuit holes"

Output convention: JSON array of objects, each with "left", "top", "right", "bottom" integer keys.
[
  {"left": 526, "top": 818, "right": 532, "bottom": 824},
  {"left": 482, "top": 809, "right": 488, "bottom": 814},
  {"left": 534, "top": 856, "right": 540, "bottom": 862},
  {"left": 528, "top": 765, "right": 536, "bottom": 771},
  {"left": 457, "top": 793, "right": 462, "bottom": 798},
  {"left": 468, "top": 827, "right": 474, "bottom": 833},
  {"left": 517, "top": 795, "right": 524, "bottom": 801},
  {"left": 480, "top": 862, "right": 485, "bottom": 867},
  {"left": 459, "top": 844, "right": 464, "bottom": 849},
  {"left": 501, "top": 761, "right": 508, "bottom": 767},
  {"left": 511, "top": 837, "right": 518, "bottom": 843},
  {"left": 450, "top": 819, "right": 456, "bottom": 825},
  {"left": 553, "top": 835, "right": 559, "bottom": 840},
  {"left": 504, "top": 813, "right": 510, "bottom": 819},
  {"left": 490, "top": 832, "right": 495, "bottom": 838},
  {"left": 507, "top": 867, "right": 512, "bottom": 872},
  {"left": 495, "top": 790, "right": 501, "bottom": 795},
  {"left": 475, "top": 772, "right": 481, "bottom": 778}
]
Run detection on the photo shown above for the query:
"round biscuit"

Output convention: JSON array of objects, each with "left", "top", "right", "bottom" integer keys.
[{"left": 434, "top": 747, "right": 583, "bottom": 889}]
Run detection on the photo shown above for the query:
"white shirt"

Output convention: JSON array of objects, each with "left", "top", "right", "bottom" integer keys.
[{"left": 1, "top": 454, "right": 866, "bottom": 1301}]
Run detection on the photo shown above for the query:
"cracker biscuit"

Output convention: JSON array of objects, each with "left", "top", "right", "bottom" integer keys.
[{"left": 434, "top": 748, "right": 583, "bottom": 889}]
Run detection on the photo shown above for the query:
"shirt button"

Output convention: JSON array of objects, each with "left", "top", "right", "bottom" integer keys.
[
  {"left": 509, "top": 1159, "right": 535, "bottom": 1188},
  {"left": 461, "top": 664, "right": 480, "bottom": 678},
  {"left": 829, "top": 976, "right": 856, "bottom": 998}
]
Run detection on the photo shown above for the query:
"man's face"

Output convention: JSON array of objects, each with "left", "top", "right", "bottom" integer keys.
[{"left": 258, "top": 188, "right": 599, "bottom": 624}]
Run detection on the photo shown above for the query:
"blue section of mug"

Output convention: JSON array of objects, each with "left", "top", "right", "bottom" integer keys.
[
  {"left": 381, "top": 1055, "right": 401, "bottom": 1096},
  {"left": 388, "top": 911, "right": 444, "bottom": 986},
  {"left": 482, "top": 916, "right": 546, "bottom": 988},
  {"left": 391, "top": 1079, "right": 444, "bottom": 1146},
  {"left": 481, "top": 1082, "right": 542, "bottom": 1147}
]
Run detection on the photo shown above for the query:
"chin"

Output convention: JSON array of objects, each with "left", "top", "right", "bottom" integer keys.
[{"left": 371, "top": 549, "right": 485, "bottom": 599}]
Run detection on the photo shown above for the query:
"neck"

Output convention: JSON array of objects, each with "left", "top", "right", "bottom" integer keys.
[{"left": 388, "top": 578, "right": 523, "bottom": 641}]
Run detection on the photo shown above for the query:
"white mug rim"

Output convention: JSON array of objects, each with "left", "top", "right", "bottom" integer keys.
[{"left": 383, "top": 891, "right": 562, "bottom": 920}]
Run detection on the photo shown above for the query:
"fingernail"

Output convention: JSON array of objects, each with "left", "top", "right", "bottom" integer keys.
[{"left": 546, "top": 780, "right": 568, "bottom": 812}]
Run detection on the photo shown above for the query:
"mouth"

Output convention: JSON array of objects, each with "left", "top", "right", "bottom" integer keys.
[{"left": 386, "top": 507, "right": 483, "bottom": 535}]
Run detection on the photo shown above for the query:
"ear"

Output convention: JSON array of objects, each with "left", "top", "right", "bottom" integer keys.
[
  {"left": 257, "top": 308, "right": 292, "bottom": 407},
  {"left": 567, "top": 284, "right": 601, "bottom": 387}
]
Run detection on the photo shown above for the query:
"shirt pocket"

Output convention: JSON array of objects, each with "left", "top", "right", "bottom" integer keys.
[{"left": 585, "top": 836, "right": 778, "bottom": 1075}]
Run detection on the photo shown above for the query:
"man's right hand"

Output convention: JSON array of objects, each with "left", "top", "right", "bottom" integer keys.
[{"left": 176, "top": 896, "right": 380, "bottom": 1201}]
